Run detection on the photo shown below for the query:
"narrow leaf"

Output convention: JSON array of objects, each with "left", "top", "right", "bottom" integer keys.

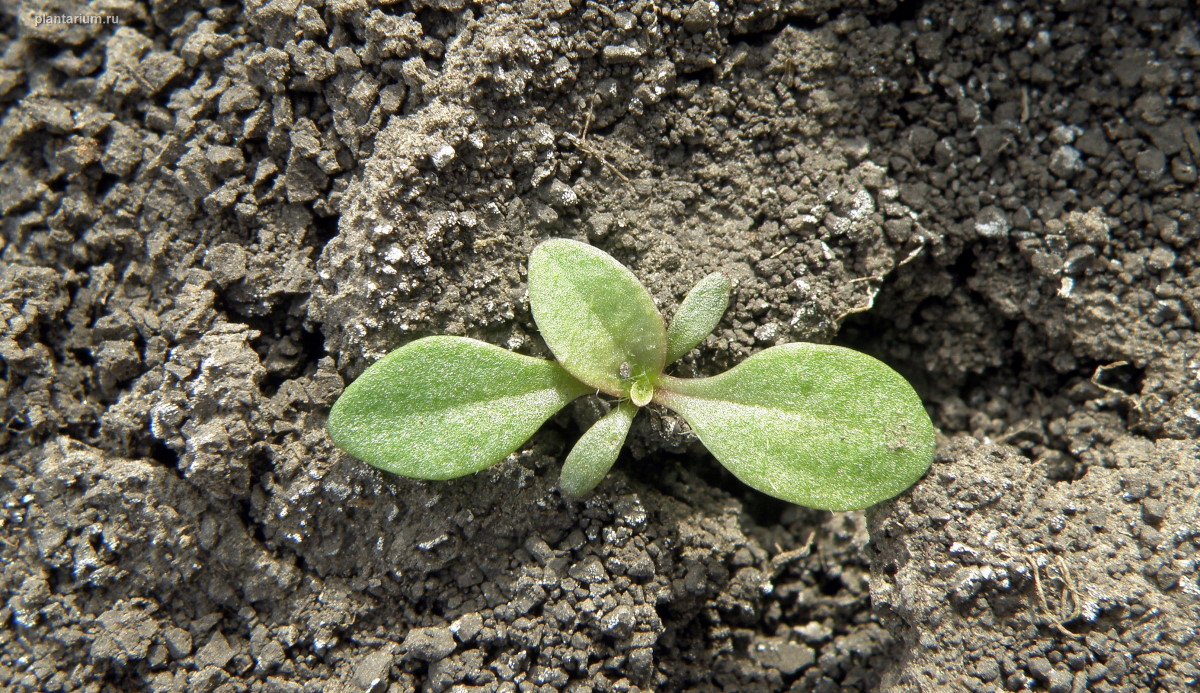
[
  {"left": 656, "top": 344, "right": 935, "bottom": 511},
  {"left": 528, "top": 239, "right": 666, "bottom": 396},
  {"left": 560, "top": 401, "right": 637, "bottom": 496},
  {"left": 665, "top": 272, "right": 731, "bottom": 364},
  {"left": 328, "top": 336, "right": 591, "bottom": 480}
]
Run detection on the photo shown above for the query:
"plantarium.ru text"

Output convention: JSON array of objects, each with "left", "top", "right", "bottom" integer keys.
[{"left": 327, "top": 239, "right": 936, "bottom": 511}]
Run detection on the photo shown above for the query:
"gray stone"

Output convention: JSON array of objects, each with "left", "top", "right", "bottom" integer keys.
[
  {"left": 975, "top": 656, "right": 1000, "bottom": 682},
  {"left": 161, "top": 626, "right": 193, "bottom": 659},
  {"left": 683, "top": 0, "right": 719, "bottom": 31},
  {"left": 141, "top": 51, "right": 184, "bottom": 94},
  {"left": 751, "top": 637, "right": 815, "bottom": 675},
  {"left": 218, "top": 84, "right": 260, "bottom": 114},
  {"left": 401, "top": 626, "right": 456, "bottom": 661},
  {"left": 175, "top": 147, "right": 215, "bottom": 200},
  {"left": 603, "top": 44, "right": 644, "bottom": 64},
  {"left": 449, "top": 612, "right": 483, "bottom": 643},
  {"left": 204, "top": 243, "right": 248, "bottom": 287},
  {"left": 600, "top": 605, "right": 635, "bottom": 638},
  {"left": 195, "top": 632, "right": 235, "bottom": 669},
  {"left": 908, "top": 125, "right": 938, "bottom": 159},
  {"left": 1062, "top": 245, "right": 1096, "bottom": 275},
  {"left": 205, "top": 145, "right": 244, "bottom": 177},
  {"left": 91, "top": 606, "right": 156, "bottom": 662},
  {"left": 976, "top": 126, "right": 1014, "bottom": 166},
  {"left": 1141, "top": 498, "right": 1166, "bottom": 525},
  {"left": 1172, "top": 155, "right": 1198, "bottom": 183},
  {"left": 1146, "top": 246, "right": 1176, "bottom": 272},
  {"left": 568, "top": 555, "right": 607, "bottom": 583},
  {"left": 352, "top": 650, "right": 393, "bottom": 692},
  {"left": 1075, "top": 128, "right": 1110, "bottom": 157},
  {"left": 1134, "top": 148, "right": 1167, "bottom": 181},
  {"left": 284, "top": 153, "right": 327, "bottom": 203},
  {"left": 1027, "top": 656, "right": 1053, "bottom": 682},
  {"left": 975, "top": 206, "right": 1010, "bottom": 239},
  {"left": 1049, "top": 124, "right": 1079, "bottom": 145},
  {"left": 102, "top": 121, "right": 144, "bottom": 176},
  {"left": 1049, "top": 667, "right": 1073, "bottom": 693},
  {"left": 26, "top": 97, "right": 75, "bottom": 133},
  {"left": 95, "top": 339, "right": 141, "bottom": 388},
  {"left": 1048, "top": 145, "right": 1085, "bottom": 178},
  {"left": 188, "top": 666, "right": 230, "bottom": 692},
  {"left": 915, "top": 32, "right": 945, "bottom": 61}
]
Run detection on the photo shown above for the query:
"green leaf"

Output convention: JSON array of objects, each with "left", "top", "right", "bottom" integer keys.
[
  {"left": 560, "top": 401, "right": 637, "bottom": 496},
  {"left": 528, "top": 239, "right": 667, "bottom": 396},
  {"left": 665, "top": 272, "right": 731, "bottom": 364},
  {"left": 629, "top": 377, "right": 654, "bottom": 407},
  {"left": 656, "top": 343, "right": 935, "bottom": 511},
  {"left": 328, "top": 336, "right": 591, "bottom": 480}
]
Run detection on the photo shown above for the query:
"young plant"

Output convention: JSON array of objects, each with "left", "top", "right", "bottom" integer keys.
[{"left": 327, "top": 239, "right": 935, "bottom": 511}]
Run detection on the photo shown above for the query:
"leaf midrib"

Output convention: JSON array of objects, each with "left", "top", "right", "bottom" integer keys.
[
  {"left": 360, "top": 382, "right": 580, "bottom": 417},
  {"left": 656, "top": 385, "right": 878, "bottom": 437}
]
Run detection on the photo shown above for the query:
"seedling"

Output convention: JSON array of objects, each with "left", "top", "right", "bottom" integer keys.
[{"left": 327, "top": 239, "right": 935, "bottom": 510}]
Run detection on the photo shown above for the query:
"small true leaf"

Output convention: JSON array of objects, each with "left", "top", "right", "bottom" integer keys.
[
  {"left": 560, "top": 401, "right": 637, "bottom": 496},
  {"left": 528, "top": 239, "right": 666, "bottom": 396},
  {"left": 629, "top": 377, "right": 654, "bottom": 407},
  {"left": 665, "top": 272, "right": 731, "bottom": 364},
  {"left": 328, "top": 336, "right": 591, "bottom": 480},
  {"left": 656, "top": 343, "right": 935, "bottom": 511}
]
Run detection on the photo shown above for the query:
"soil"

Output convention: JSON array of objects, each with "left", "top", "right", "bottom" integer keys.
[{"left": 1, "top": 0, "right": 1198, "bottom": 691}]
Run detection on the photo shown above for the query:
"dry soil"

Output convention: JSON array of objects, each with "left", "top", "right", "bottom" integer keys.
[{"left": 1, "top": 0, "right": 1198, "bottom": 691}]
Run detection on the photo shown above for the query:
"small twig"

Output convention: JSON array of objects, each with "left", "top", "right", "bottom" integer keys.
[
  {"left": 769, "top": 531, "right": 815, "bottom": 577},
  {"left": 1055, "top": 555, "right": 1083, "bottom": 623},
  {"left": 835, "top": 288, "right": 880, "bottom": 323},
  {"left": 580, "top": 98, "right": 596, "bottom": 143},
  {"left": 472, "top": 236, "right": 507, "bottom": 251},
  {"left": 565, "top": 132, "right": 632, "bottom": 184},
  {"left": 1025, "top": 556, "right": 1084, "bottom": 639},
  {"left": 1090, "top": 360, "right": 1145, "bottom": 415},
  {"left": 894, "top": 243, "right": 926, "bottom": 271},
  {"left": 1090, "top": 360, "right": 1131, "bottom": 397},
  {"left": 1000, "top": 424, "right": 1034, "bottom": 443},
  {"left": 835, "top": 244, "right": 926, "bottom": 323}
]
